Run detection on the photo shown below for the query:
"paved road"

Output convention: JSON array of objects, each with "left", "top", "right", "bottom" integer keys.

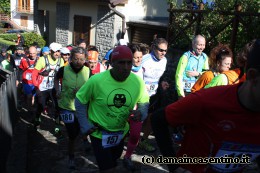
[{"left": 6, "top": 106, "right": 260, "bottom": 173}]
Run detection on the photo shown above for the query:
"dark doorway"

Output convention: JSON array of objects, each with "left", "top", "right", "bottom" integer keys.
[{"left": 73, "top": 15, "right": 91, "bottom": 46}]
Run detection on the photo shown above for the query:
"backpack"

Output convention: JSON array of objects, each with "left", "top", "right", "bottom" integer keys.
[
  {"left": 223, "top": 68, "right": 245, "bottom": 85},
  {"left": 39, "top": 55, "right": 61, "bottom": 76}
]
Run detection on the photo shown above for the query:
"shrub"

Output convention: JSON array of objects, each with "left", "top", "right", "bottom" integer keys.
[{"left": 0, "top": 32, "right": 46, "bottom": 48}]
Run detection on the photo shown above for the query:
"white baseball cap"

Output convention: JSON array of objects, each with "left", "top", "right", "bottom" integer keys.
[
  {"left": 49, "top": 42, "right": 62, "bottom": 52},
  {"left": 60, "top": 47, "right": 70, "bottom": 54}
]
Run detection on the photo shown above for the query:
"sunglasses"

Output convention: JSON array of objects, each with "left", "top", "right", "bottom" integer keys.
[
  {"left": 156, "top": 47, "right": 167, "bottom": 53},
  {"left": 62, "top": 53, "right": 70, "bottom": 56},
  {"left": 52, "top": 50, "right": 60, "bottom": 53}
]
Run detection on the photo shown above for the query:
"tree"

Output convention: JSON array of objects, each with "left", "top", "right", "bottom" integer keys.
[
  {"left": 0, "top": 0, "right": 11, "bottom": 14},
  {"left": 167, "top": 0, "right": 260, "bottom": 56}
]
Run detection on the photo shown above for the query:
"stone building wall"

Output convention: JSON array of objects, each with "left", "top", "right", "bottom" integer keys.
[{"left": 96, "top": 5, "right": 115, "bottom": 60}]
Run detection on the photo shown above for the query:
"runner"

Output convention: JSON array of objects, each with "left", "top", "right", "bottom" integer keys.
[
  {"left": 139, "top": 38, "right": 168, "bottom": 152},
  {"left": 60, "top": 47, "right": 71, "bottom": 66},
  {"left": 32, "top": 42, "right": 64, "bottom": 131},
  {"left": 191, "top": 43, "right": 233, "bottom": 92},
  {"left": 19, "top": 46, "right": 39, "bottom": 118},
  {"left": 75, "top": 45, "right": 149, "bottom": 173},
  {"left": 54, "top": 47, "right": 90, "bottom": 169},
  {"left": 122, "top": 43, "right": 144, "bottom": 171},
  {"left": 85, "top": 47, "right": 105, "bottom": 75},
  {"left": 175, "top": 35, "right": 209, "bottom": 99},
  {"left": 204, "top": 45, "right": 247, "bottom": 88}
]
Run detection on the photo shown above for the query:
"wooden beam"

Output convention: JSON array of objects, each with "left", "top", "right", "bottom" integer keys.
[
  {"left": 109, "top": 0, "right": 128, "bottom": 6},
  {"left": 168, "top": 8, "right": 260, "bottom": 17}
]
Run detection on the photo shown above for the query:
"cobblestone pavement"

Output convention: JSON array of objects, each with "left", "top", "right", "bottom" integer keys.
[{"left": 7, "top": 105, "right": 260, "bottom": 173}]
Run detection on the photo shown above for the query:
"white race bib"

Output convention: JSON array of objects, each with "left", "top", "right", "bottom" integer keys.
[
  {"left": 145, "top": 81, "right": 158, "bottom": 96},
  {"left": 15, "top": 59, "right": 21, "bottom": 66},
  {"left": 210, "top": 141, "right": 260, "bottom": 172},
  {"left": 102, "top": 130, "right": 123, "bottom": 148},
  {"left": 60, "top": 110, "right": 75, "bottom": 123},
  {"left": 183, "top": 80, "right": 196, "bottom": 90},
  {"left": 25, "top": 73, "right": 32, "bottom": 80}
]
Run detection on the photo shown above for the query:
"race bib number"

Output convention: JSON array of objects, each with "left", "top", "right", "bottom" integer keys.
[
  {"left": 60, "top": 110, "right": 75, "bottom": 123},
  {"left": 145, "top": 81, "right": 158, "bottom": 96},
  {"left": 41, "top": 77, "right": 54, "bottom": 89},
  {"left": 25, "top": 73, "right": 32, "bottom": 80},
  {"left": 41, "top": 78, "right": 53, "bottom": 89},
  {"left": 183, "top": 80, "right": 195, "bottom": 90},
  {"left": 15, "top": 59, "right": 21, "bottom": 66},
  {"left": 102, "top": 130, "right": 123, "bottom": 148},
  {"left": 210, "top": 141, "right": 260, "bottom": 172}
]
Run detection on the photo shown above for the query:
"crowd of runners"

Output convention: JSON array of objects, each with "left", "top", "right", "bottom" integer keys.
[{"left": 0, "top": 35, "right": 259, "bottom": 173}]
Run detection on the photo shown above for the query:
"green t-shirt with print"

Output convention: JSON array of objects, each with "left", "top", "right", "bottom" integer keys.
[{"left": 76, "top": 70, "right": 149, "bottom": 139}]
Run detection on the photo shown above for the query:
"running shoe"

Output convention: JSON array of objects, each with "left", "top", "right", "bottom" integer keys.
[
  {"left": 54, "top": 127, "right": 63, "bottom": 139},
  {"left": 138, "top": 139, "right": 156, "bottom": 152}
]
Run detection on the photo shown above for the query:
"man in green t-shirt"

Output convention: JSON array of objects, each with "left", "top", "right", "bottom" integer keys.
[{"left": 75, "top": 45, "right": 149, "bottom": 173}]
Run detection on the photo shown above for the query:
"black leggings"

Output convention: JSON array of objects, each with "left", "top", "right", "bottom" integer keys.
[
  {"left": 90, "top": 135, "right": 124, "bottom": 171},
  {"left": 35, "top": 89, "right": 58, "bottom": 119},
  {"left": 151, "top": 107, "right": 179, "bottom": 172}
]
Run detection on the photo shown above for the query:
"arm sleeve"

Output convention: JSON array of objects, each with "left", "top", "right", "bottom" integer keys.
[
  {"left": 203, "top": 55, "right": 209, "bottom": 70},
  {"left": 204, "top": 74, "right": 228, "bottom": 89},
  {"left": 74, "top": 97, "right": 95, "bottom": 134},
  {"left": 137, "top": 102, "right": 149, "bottom": 121},
  {"left": 175, "top": 55, "right": 188, "bottom": 97}
]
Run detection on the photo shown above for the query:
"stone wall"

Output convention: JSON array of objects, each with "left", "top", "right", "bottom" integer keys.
[
  {"left": 56, "top": 2, "right": 70, "bottom": 46},
  {"left": 96, "top": 5, "right": 115, "bottom": 60}
]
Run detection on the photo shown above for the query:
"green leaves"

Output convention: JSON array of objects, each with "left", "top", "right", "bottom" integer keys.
[
  {"left": 168, "top": 0, "right": 260, "bottom": 56},
  {"left": 0, "top": 0, "right": 11, "bottom": 13}
]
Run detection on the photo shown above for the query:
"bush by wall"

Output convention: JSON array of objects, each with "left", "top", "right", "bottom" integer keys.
[{"left": 0, "top": 32, "right": 46, "bottom": 48}]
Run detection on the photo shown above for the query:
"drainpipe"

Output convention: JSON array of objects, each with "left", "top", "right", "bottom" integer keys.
[{"left": 108, "top": 3, "right": 126, "bottom": 39}]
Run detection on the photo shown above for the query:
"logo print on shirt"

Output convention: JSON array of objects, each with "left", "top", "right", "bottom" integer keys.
[
  {"left": 113, "top": 94, "right": 126, "bottom": 108},
  {"left": 107, "top": 88, "right": 132, "bottom": 113}
]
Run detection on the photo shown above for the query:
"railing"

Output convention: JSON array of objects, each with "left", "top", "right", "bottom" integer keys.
[
  {"left": 15, "top": 6, "right": 34, "bottom": 14},
  {"left": 0, "top": 69, "right": 18, "bottom": 136},
  {"left": 167, "top": 4, "right": 260, "bottom": 54},
  {"left": 0, "top": 69, "right": 18, "bottom": 172}
]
